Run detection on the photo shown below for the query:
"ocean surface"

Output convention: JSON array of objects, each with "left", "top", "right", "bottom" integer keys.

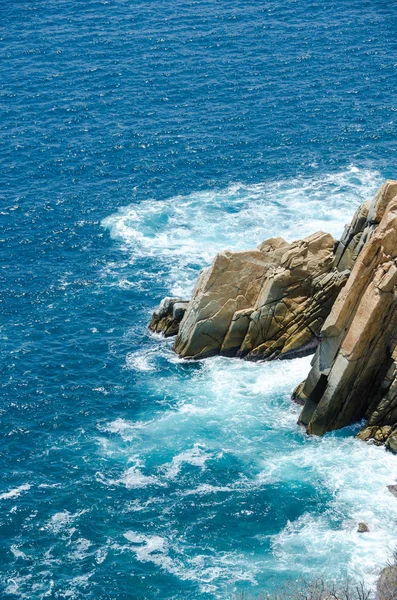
[{"left": 2, "top": 1, "right": 397, "bottom": 598}]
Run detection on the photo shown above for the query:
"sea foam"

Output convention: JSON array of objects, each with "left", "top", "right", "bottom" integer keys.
[
  {"left": 102, "top": 167, "right": 382, "bottom": 296},
  {"left": 98, "top": 353, "right": 397, "bottom": 593}
]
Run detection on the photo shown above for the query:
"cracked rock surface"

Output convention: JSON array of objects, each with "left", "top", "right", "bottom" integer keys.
[
  {"left": 295, "top": 180, "right": 397, "bottom": 446},
  {"left": 173, "top": 232, "right": 347, "bottom": 360}
]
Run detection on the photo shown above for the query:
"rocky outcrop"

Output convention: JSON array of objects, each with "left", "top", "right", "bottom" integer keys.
[
  {"left": 295, "top": 181, "right": 397, "bottom": 440},
  {"left": 333, "top": 180, "right": 397, "bottom": 272},
  {"left": 148, "top": 180, "right": 397, "bottom": 450},
  {"left": 173, "top": 233, "right": 347, "bottom": 360},
  {"left": 376, "top": 566, "right": 397, "bottom": 600},
  {"left": 149, "top": 297, "right": 189, "bottom": 337}
]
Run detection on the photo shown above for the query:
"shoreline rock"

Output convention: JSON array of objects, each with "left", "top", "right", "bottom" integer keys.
[
  {"left": 376, "top": 565, "right": 397, "bottom": 600},
  {"left": 173, "top": 232, "right": 347, "bottom": 361},
  {"left": 295, "top": 181, "right": 397, "bottom": 442},
  {"left": 147, "top": 181, "right": 397, "bottom": 594},
  {"left": 357, "top": 522, "right": 370, "bottom": 533},
  {"left": 148, "top": 297, "right": 189, "bottom": 337}
]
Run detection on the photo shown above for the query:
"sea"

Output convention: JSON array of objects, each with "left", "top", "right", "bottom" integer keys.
[{"left": 2, "top": 1, "right": 397, "bottom": 598}]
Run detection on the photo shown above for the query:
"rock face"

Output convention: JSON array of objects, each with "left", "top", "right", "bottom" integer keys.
[
  {"left": 376, "top": 565, "right": 397, "bottom": 600},
  {"left": 295, "top": 181, "right": 397, "bottom": 440},
  {"left": 173, "top": 233, "right": 347, "bottom": 360},
  {"left": 149, "top": 297, "right": 189, "bottom": 337},
  {"left": 333, "top": 200, "right": 370, "bottom": 271}
]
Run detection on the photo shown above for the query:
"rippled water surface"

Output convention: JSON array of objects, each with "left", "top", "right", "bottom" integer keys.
[{"left": 2, "top": 1, "right": 397, "bottom": 598}]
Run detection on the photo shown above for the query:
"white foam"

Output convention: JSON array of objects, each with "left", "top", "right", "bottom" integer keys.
[
  {"left": 95, "top": 546, "right": 108, "bottom": 565},
  {"left": 164, "top": 444, "right": 210, "bottom": 479},
  {"left": 46, "top": 509, "right": 87, "bottom": 536},
  {"left": 4, "top": 578, "right": 22, "bottom": 596},
  {"left": 101, "top": 352, "right": 397, "bottom": 591},
  {"left": 61, "top": 572, "right": 94, "bottom": 599},
  {"left": 183, "top": 483, "right": 234, "bottom": 495},
  {"left": 269, "top": 437, "right": 397, "bottom": 588},
  {"left": 120, "top": 466, "right": 165, "bottom": 489},
  {"left": 96, "top": 461, "right": 166, "bottom": 490},
  {"left": 0, "top": 483, "right": 31, "bottom": 500},
  {"left": 123, "top": 531, "right": 172, "bottom": 569},
  {"left": 122, "top": 530, "right": 258, "bottom": 593},
  {"left": 125, "top": 348, "right": 158, "bottom": 372},
  {"left": 10, "top": 545, "right": 28, "bottom": 560},
  {"left": 100, "top": 417, "right": 149, "bottom": 441},
  {"left": 68, "top": 538, "right": 93, "bottom": 562},
  {"left": 38, "top": 483, "right": 62, "bottom": 489},
  {"left": 102, "top": 167, "right": 382, "bottom": 296}
]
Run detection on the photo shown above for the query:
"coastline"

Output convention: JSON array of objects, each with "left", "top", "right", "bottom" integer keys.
[{"left": 148, "top": 182, "right": 397, "bottom": 595}]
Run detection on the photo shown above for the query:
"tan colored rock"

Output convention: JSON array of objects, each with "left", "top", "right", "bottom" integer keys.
[
  {"left": 332, "top": 181, "right": 397, "bottom": 275},
  {"left": 174, "top": 232, "right": 346, "bottom": 360},
  {"left": 369, "top": 179, "right": 397, "bottom": 223},
  {"left": 386, "top": 433, "right": 397, "bottom": 454},
  {"left": 333, "top": 201, "right": 370, "bottom": 272},
  {"left": 357, "top": 426, "right": 393, "bottom": 445},
  {"left": 173, "top": 247, "right": 277, "bottom": 359},
  {"left": 357, "top": 426, "right": 378, "bottom": 443},
  {"left": 296, "top": 181, "right": 397, "bottom": 437}
]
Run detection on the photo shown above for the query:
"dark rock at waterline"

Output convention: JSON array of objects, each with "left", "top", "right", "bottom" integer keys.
[
  {"left": 292, "top": 381, "right": 307, "bottom": 405},
  {"left": 149, "top": 297, "right": 189, "bottom": 337},
  {"left": 387, "top": 485, "right": 397, "bottom": 498},
  {"left": 357, "top": 522, "right": 369, "bottom": 533},
  {"left": 376, "top": 565, "right": 397, "bottom": 600}
]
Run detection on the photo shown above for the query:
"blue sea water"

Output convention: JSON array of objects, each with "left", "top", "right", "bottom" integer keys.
[{"left": 2, "top": 0, "right": 397, "bottom": 598}]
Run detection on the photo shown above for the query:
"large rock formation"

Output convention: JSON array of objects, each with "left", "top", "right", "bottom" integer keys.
[
  {"left": 148, "top": 179, "right": 397, "bottom": 449},
  {"left": 173, "top": 232, "right": 347, "bottom": 360},
  {"left": 295, "top": 181, "right": 397, "bottom": 441}
]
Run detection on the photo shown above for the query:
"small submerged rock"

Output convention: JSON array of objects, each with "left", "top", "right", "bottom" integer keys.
[
  {"left": 387, "top": 485, "right": 397, "bottom": 498},
  {"left": 149, "top": 297, "right": 189, "bottom": 337},
  {"left": 357, "top": 522, "right": 369, "bottom": 533}
]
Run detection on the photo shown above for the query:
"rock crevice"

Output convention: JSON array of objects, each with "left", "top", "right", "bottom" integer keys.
[
  {"left": 173, "top": 232, "right": 347, "bottom": 361},
  {"left": 295, "top": 181, "right": 397, "bottom": 446}
]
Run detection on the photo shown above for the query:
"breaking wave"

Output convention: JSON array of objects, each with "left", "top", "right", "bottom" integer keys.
[{"left": 102, "top": 167, "right": 382, "bottom": 296}]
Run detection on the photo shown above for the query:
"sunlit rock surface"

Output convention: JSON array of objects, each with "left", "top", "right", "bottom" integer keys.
[
  {"left": 296, "top": 181, "right": 397, "bottom": 446},
  {"left": 173, "top": 233, "right": 347, "bottom": 360}
]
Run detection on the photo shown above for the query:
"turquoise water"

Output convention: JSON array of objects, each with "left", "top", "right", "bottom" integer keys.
[{"left": 2, "top": 1, "right": 397, "bottom": 598}]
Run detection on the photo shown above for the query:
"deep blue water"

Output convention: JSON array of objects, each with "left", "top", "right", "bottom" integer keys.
[{"left": 2, "top": 1, "right": 397, "bottom": 598}]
